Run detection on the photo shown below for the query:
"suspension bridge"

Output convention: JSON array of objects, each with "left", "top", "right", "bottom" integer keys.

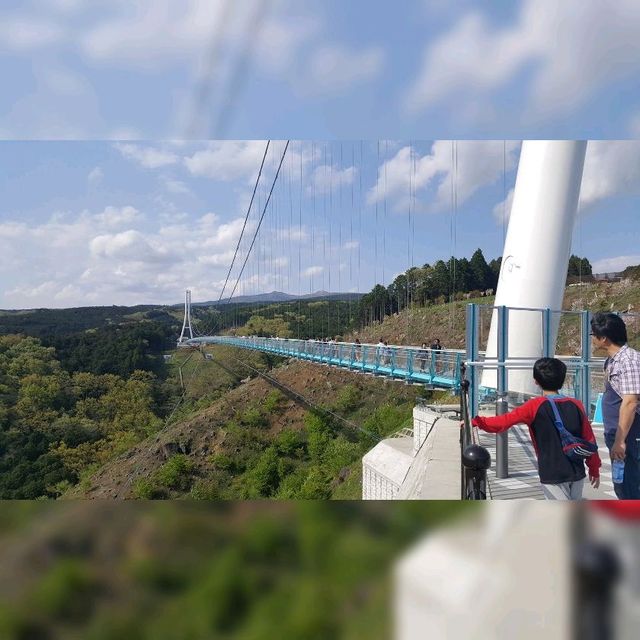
[{"left": 173, "top": 140, "right": 623, "bottom": 501}]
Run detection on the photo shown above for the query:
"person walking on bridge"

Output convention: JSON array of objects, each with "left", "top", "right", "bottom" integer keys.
[
  {"left": 417, "top": 342, "right": 429, "bottom": 372},
  {"left": 430, "top": 338, "right": 442, "bottom": 373},
  {"left": 383, "top": 340, "right": 392, "bottom": 367},
  {"left": 591, "top": 312, "right": 640, "bottom": 499},
  {"left": 354, "top": 338, "right": 362, "bottom": 362},
  {"left": 470, "top": 357, "right": 601, "bottom": 500}
]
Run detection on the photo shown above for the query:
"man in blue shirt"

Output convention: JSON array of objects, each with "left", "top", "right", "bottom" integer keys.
[{"left": 591, "top": 312, "right": 640, "bottom": 499}]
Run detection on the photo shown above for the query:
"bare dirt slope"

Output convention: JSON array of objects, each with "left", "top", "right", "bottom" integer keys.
[
  {"left": 77, "top": 357, "right": 423, "bottom": 499},
  {"left": 352, "top": 278, "right": 640, "bottom": 350}
]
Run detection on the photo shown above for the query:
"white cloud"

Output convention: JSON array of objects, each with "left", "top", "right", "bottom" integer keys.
[
  {"left": 90, "top": 230, "right": 172, "bottom": 263},
  {"left": 579, "top": 141, "right": 640, "bottom": 209},
  {"left": 486, "top": 140, "right": 640, "bottom": 225},
  {"left": 368, "top": 141, "right": 520, "bottom": 213},
  {"left": 94, "top": 205, "right": 141, "bottom": 227},
  {"left": 198, "top": 215, "right": 255, "bottom": 248},
  {"left": 197, "top": 250, "right": 235, "bottom": 266},
  {"left": 305, "top": 44, "right": 384, "bottom": 94},
  {"left": 0, "top": 203, "right": 258, "bottom": 307},
  {"left": 79, "top": 0, "right": 224, "bottom": 69},
  {"left": 404, "top": 0, "right": 640, "bottom": 120},
  {"left": 492, "top": 188, "right": 514, "bottom": 225},
  {"left": 184, "top": 140, "right": 272, "bottom": 181},
  {"left": 88, "top": 166, "right": 103, "bottom": 184},
  {"left": 272, "top": 256, "right": 289, "bottom": 268},
  {"left": 282, "top": 226, "right": 308, "bottom": 242},
  {"left": 0, "top": 221, "right": 28, "bottom": 238},
  {"left": 308, "top": 164, "right": 356, "bottom": 195},
  {"left": 592, "top": 255, "right": 640, "bottom": 273},
  {"left": 114, "top": 143, "right": 179, "bottom": 168},
  {"left": 344, "top": 240, "right": 359, "bottom": 250},
  {"left": 302, "top": 265, "right": 323, "bottom": 277}
]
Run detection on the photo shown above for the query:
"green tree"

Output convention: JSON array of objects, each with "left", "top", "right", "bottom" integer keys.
[
  {"left": 469, "top": 248, "right": 493, "bottom": 291},
  {"left": 567, "top": 254, "right": 593, "bottom": 277}
]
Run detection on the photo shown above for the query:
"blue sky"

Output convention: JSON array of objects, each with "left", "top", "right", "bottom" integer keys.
[
  {"left": 1, "top": 140, "right": 640, "bottom": 309},
  {"left": 2, "top": 0, "right": 640, "bottom": 138}
]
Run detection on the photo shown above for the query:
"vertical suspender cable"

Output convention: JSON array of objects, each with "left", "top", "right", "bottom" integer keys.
[
  {"left": 339, "top": 142, "right": 343, "bottom": 333},
  {"left": 328, "top": 143, "right": 333, "bottom": 336},
  {"left": 358, "top": 141, "right": 363, "bottom": 327},
  {"left": 407, "top": 141, "right": 413, "bottom": 342},
  {"left": 375, "top": 140, "right": 380, "bottom": 320},
  {"left": 298, "top": 143, "right": 303, "bottom": 338},
  {"left": 383, "top": 139, "right": 387, "bottom": 290},
  {"left": 349, "top": 142, "right": 354, "bottom": 327}
]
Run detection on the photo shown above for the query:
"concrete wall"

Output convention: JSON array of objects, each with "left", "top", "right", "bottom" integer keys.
[{"left": 362, "top": 406, "right": 443, "bottom": 499}]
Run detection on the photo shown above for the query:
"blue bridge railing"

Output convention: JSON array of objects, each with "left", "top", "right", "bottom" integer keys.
[{"left": 185, "top": 336, "right": 465, "bottom": 390}]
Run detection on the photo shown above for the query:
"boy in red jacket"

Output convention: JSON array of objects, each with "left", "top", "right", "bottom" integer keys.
[{"left": 472, "top": 357, "right": 601, "bottom": 500}]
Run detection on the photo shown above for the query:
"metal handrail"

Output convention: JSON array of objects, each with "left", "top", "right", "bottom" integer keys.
[
  {"left": 186, "top": 335, "right": 465, "bottom": 389},
  {"left": 459, "top": 363, "right": 491, "bottom": 500}
]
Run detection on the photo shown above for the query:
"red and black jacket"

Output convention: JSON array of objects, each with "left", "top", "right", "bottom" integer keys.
[{"left": 472, "top": 396, "right": 601, "bottom": 485}]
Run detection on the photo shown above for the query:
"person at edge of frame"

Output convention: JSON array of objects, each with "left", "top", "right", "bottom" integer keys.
[{"left": 591, "top": 311, "right": 640, "bottom": 499}]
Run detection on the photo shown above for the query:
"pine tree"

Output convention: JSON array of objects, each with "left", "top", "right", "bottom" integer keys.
[{"left": 469, "top": 249, "right": 493, "bottom": 291}]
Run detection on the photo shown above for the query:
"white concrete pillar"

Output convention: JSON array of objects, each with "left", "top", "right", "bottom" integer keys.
[{"left": 482, "top": 141, "right": 587, "bottom": 395}]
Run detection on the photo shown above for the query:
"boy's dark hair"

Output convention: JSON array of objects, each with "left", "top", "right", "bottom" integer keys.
[
  {"left": 533, "top": 357, "right": 567, "bottom": 391},
  {"left": 591, "top": 312, "right": 628, "bottom": 346}
]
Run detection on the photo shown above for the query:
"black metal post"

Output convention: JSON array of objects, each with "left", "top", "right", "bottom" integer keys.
[
  {"left": 571, "top": 505, "right": 621, "bottom": 640},
  {"left": 461, "top": 444, "right": 491, "bottom": 499},
  {"left": 459, "top": 365, "right": 491, "bottom": 500}
]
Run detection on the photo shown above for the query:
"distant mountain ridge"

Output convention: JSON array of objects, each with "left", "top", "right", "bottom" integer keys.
[{"left": 195, "top": 290, "right": 364, "bottom": 306}]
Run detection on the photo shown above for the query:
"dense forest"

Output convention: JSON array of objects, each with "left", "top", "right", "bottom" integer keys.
[{"left": 0, "top": 328, "right": 180, "bottom": 498}]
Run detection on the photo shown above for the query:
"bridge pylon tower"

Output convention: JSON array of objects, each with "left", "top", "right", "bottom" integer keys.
[{"left": 178, "top": 289, "right": 194, "bottom": 346}]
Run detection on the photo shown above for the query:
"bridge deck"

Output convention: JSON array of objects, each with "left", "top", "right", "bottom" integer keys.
[{"left": 188, "top": 336, "right": 463, "bottom": 389}]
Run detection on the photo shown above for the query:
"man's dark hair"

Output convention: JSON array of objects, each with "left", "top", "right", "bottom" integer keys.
[
  {"left": 591, "top": 312, "right": 628, "bottom": 346},
  {"left": 533, "top": 357, "right": 567, "bottom": 391}
]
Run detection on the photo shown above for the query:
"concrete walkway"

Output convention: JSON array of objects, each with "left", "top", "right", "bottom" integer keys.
[
  {"left": 480, "top": 422, "right": 615, "bottom": 500},
  {"left": 397, "top": 415, "right": 461, "bottom": 499}
]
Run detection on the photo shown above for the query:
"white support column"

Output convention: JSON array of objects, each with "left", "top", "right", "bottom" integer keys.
[
  {"left": 483, "top": 141, "right": 587, "bottom": 395},
  {"left": 178, "top": 289, "right": 194, "bottom": 344}
]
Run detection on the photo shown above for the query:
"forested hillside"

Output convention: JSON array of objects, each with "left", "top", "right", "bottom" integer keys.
[
  {"left": 0, "top": 334, "right": 175, "bottom": 498},
  {"left": 1, "top": 264, "right": 636, "bottom": 500}
]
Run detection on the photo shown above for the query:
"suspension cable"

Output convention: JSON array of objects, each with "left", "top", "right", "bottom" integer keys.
[
  {"left": 227, "top": 141, "right": 290, "bottom": 301},
  {"left": 227, "top": 354, "right": 382, "bottom": 442},
  {"left": 218, "top": 140, "right": 271, "bottom": 303}
]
